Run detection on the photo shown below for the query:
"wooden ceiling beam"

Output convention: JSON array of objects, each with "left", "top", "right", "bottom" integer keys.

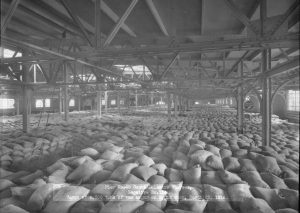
[
  {"left": 160, "top": 52, "right": 179, "bottom": 79},
  {"left": 59, "top": 0, "right": 94, "bottom": 46},
  {"left": 71, "top": 33, "right": 298, "bottom": 58},
  {"left": 1, "top": 36, "right": 144, "bottom": 84},
  {"left": 267, "top": 0, "right": 299, "bottom": 36},
  {"left": 223, "top": 0, "right": 260, "bottom": 36},
  {"left": 101, "top": 1, "right": 136, "bottom": 37},
  {"left": 225, "top": 51, "right": 249, "bottom": 76},
  {"left": 1, "top": 0, "right": 21, "bottom": 34},
  {"left": 103, "top": 0, "right": 139, "bottom": 47},
  {"left": 145, "top": 0, "right": 169, "bottom": 36}
]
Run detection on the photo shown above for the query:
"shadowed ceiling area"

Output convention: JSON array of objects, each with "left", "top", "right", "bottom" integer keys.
[{"left": 0, "top": 0, "right": 299, "bottom": 99}]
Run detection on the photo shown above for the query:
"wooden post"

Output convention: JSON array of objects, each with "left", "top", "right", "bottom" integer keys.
[
  {"left": 237, "top": 61, "right": 244, "bottom": 134},
  {"left": 167, "top": 92, "right": 171, "bottom": 121},
  {"left": 127, "top": 90, "right": 130, "bottom": 109},
  {"left": 22, "top": 65, "right": 30, "bottom": 132},
  {"left": 63, "top": 63, "right": 69, "bottom": 121},
  {"left": 260, "top": 0, "right": 271, "bottom": 147},
  {"left": 96, "top": 90, "right": 101, "bottom": 118},
  {"left": 135, "top": 90, "right": 138, "bottom": 109},
  {"left": 77, "top": 96, "right": 81, "bottom": 111},
  {"left": 174, "top": 95, "right": 178, "bottom": 116},
  {"left": 150, "top": 92, "right": 154, "bottom": 105},
  {"left": 58, "top": 88, "right": 62, "bottom": 114},
  {"left": 179, "top": 95, "right": 182, "bottom": 113},
  {"left": 104, "top": 91, "right": 108, "bottom": 113},
  {"left": 15, "top": 95, "right": 20, "bottom": 115},
  {"left": 95, "top": 0, "right": 102, "bottom": 48},
  {"left": 117, "top": 91, "right": 120, "bottom": 114},
  {"left": 33, "top": 64, "right": 37, "bottom": 83},
  {"left": 262, "top": 49, "right": 272, "bottom": 146}
]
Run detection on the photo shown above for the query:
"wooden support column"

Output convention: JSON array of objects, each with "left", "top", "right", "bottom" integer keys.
[
  {"left": 95, "top": 0, "right": 102, "bottom": 48},
  {"left": 22, "top": 65, "right": 30, "bottom": 132},
  {"left": 127, "top": 90, "right": 130, "bottom": 109},
  {"left": 15, "top": 95, "right": 20, "bottom": 115},
  {"left": 63, "top": 63, "right": 69, "bottom": 121},
  {"left": 174, "top": 95, "right": 178, "bottom": 116},
  {"left": 77, "top": 96, "right": 81, "bottom": 111},
  {"left": 135, "top": 90, "right": 138, "bottom": 109},
  {"left": 117, "top": 91, "right": 120, "bottom": 114},
  {"left": 104, "top": 91, "right": 108, "bottom": 113},
  {"left": 167, "top": 92, "right": 171, "bottom": 121},
  {"left": 261, "top": 49, "right": 272, "bottom": 146},
  {"left": 179, "top": 96, "right": 182, "bottom": 113},
  {"left": 150, "top": 93, "right": 154, "bottom": 105},
  {"left": 58, "top": 88, "right": 62, "bottom": 114},
  {"left": 96, "top": 90, "right": 102, "bottom": 118},
  {"left": 237, "top": 61, "right": 244, "bottom": 134}
]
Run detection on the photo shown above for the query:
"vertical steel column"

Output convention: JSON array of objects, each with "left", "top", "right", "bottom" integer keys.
[
  {"left": 261, "top": 49, "right": 272, "bottom": 147},
  {"left": 237, "top": 61, "right": 244, "bottom": 134},
  {"left": 63, "top": 63, "right": 69, "bottom": 121},
  {"left": 22, "top": 65, "right": 30, "bottom": 132}
]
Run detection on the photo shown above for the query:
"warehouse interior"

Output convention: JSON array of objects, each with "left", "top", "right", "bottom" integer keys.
[{"left": 0, "top": 0, "right": 299, "bottom": 212}]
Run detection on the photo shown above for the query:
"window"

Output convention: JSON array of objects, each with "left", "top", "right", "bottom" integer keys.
[
  {"left": 36, "top": 99, "right": 51, "bottom": 108},
  {"left": 111, "top": 100, "right": 116, "bottom": 105},
  {"left": 36, "top": 99, "right": 43, "bottom": 108},
  {"left": 288, "top": 90, "right": 300, "bottom": 111},
  {"left": 195, "top": 101, "right": 199, "bottom": 105},
  {"left": 0, "top": 99, "right": 15, "bottom": 109},
  {"left": 101, "top": 100, "right": 106, "bottom": 105},
  {"left": 69, "top": 99, "right": 75, "bottom": 107},
  {"left": 45, "top": 99, "right": 50, "bottom": 107},
  {"left": 120, "top": 99, "right": 124, "bottom": 105}
]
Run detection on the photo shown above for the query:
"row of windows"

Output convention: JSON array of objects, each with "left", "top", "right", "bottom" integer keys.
[
  {"left": 1, "top": 91, "right": 298, "bottom": 110},
  {"left": 216, "top": 98, "right": 233, "bottom": 105}
]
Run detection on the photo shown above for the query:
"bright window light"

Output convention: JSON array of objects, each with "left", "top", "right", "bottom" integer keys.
[
  {"left": 101, "top": 100, "right": 106, "bottom": 105},
  {"left": 0, "top": 99, "right": 15, "bottom": 109},
  {"left": 36, "top": 99, "right": 43, "bottom": 108},
  {"left": 69, "top": 99, "right": 75, "bottom": 107},
  {"left": 111, "top": 100, "right": 116, "bottom": 105},
  {"left": 45, "top": 99, "right": 50, "bottom": 107},
  {"left": 195, "top": 101, "right": 199, "bottom": 105},
  {"left": 0, "top": 47, "right": 22, "bottom": 58},
  {"left": 288, "top": 90, "right": 300, "bottom": 111},
  {"left": 156, "top": 101, "right": 165, "bottom": 105}
]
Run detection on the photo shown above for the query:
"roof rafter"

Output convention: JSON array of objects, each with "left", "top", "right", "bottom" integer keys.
[
  {"left": 59, "top": 0, "right": 94, "bottom": 46},
  {"left": 145, "top": 0, "right": 169, "bottom": 36},
  {"left": 103, "top": 0, "right": 139, "bottom": 47},
  {"left": 1, "top": 0, "right": 21, "bottom": 34},
  {"left": 223, "top": 0, "right": 260, "bottom": 36}
]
